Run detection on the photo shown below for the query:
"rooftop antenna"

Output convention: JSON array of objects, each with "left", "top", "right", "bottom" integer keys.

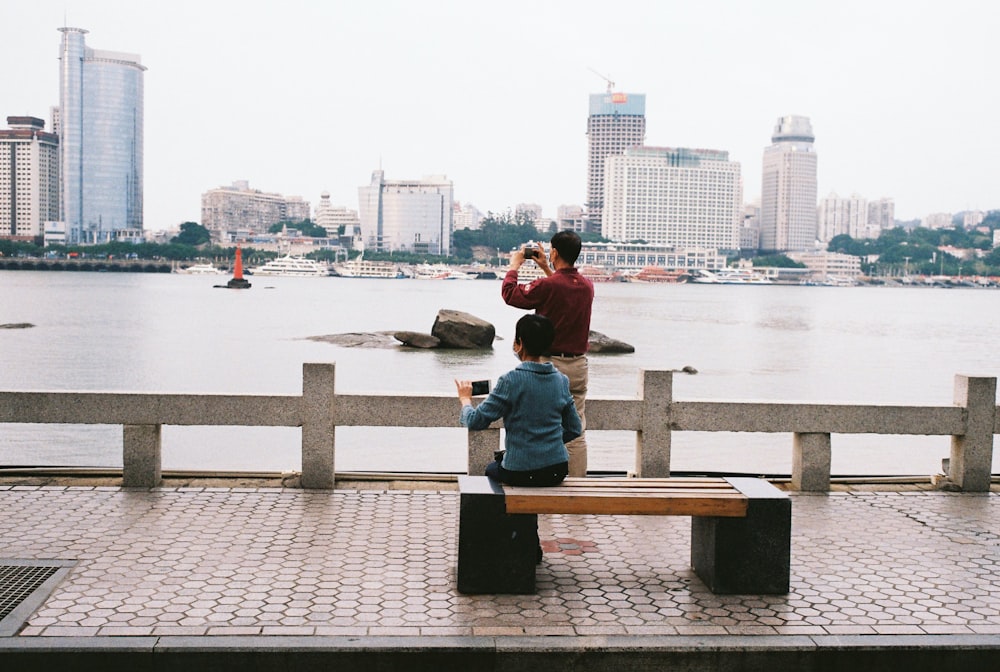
[{"left": 587, "top": 67, "right": 615, "bottom": 93}]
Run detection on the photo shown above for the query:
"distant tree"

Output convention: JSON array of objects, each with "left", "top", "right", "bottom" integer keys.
[
  {"left": 750, "top": 254, "right": 806, "bottom": 268},
  {"left": 171, "top": 222, "right": 211, "bottom": 246},
  {"left": 268, "top": 219, "right": 328, "bottom": 238}
]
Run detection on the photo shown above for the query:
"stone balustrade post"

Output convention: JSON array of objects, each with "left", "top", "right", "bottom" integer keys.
[
  {"left": 467, "top": 428, "right": 501, "bottom": 476},
  {"left": 792, "top": 432, "right": 832, "bottom": 491},
  {"left": 949, "top": 375, "right": 997, "bottom": 492},
  {"left": 123, "top": 424, "right": 162, "bottom": 488},
  {"left": 637, "top": 370, "right": 673, "bottom": 478},
  {"left": 300, "top": 363, "right": 337, "bottom": 489}
]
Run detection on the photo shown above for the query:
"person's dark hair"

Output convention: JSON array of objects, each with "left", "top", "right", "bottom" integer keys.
[
  {"left": 515, "top": 314, "right": 555, "bottom": 357},
  {"left": 550, "top": 230, "right": 582, "bottom": 265}
]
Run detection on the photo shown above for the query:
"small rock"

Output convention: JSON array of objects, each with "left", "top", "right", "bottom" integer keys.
[
  {"left": 0, "top": 323, "right": 35, "bottom": 329},
  {"left": 394, "top": 331, "right": 441, "bottom": 348},
  {"left": 587, "top": 330, "right": 634, "bottom": 354}
]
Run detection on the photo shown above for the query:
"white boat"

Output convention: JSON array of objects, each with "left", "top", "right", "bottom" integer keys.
[
  {"left": 332, "top": 256, "right": 407, "bottom": 279},
  {"left": 411, "top": 264, "right": 476, "bottom": 280},
  {"left": 174, "top": 263, "right": 225, "bottom": 275},
  {"left": 692, "top": 269, "right": 773, "bottom": 285},
  {"left": 251, "top": 255, "right": 329, "bottom": 277}
]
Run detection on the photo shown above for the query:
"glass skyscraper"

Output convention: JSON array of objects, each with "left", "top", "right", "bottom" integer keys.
[{"left": 58, "top": 27, "right": 145, "bottom": 244}]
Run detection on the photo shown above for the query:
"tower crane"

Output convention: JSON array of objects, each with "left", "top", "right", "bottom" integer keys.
[{"left": 587, "top": 67, "right": 615, "bottom": 93}]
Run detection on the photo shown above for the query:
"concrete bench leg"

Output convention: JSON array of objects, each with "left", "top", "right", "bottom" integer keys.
[
  {"left": 456, "top": 476, "right": 538, "bottom": 594},
  {"left": 690, "top": 477, "right": 791, "bottom": 594}
]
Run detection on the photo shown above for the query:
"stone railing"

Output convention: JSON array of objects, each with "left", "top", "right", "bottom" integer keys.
[{"left": 0, "top": 364, "right": 996, "bottom": 492}]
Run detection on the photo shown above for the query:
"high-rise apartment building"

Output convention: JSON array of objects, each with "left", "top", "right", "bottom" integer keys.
[
  {"left": 201, "top": 181, "right": 310, "bottom": 237},
  {"left": 453, "top": 202, "right": 483, "bottom": 231},
  {"left": 357, "top": 171, "right": 453, "bottom": 255},
  {"left": 817, "top": 192, "right": 868, "bottom": 242},
  {"left": 760, "top": 115, "right": 817, "bottom": 252},
  {"left": 0, "top": 117, "right": 60, "bottom": 239},
  {"left": 867, "top": 198, "right": 895, "bottom": 231},
  {"left": 602, "top": 147, "right": 742, "bottom": 251},
  {"left": 58, "top": 27, "right": 145, "bottom": 244},
  {"left": 586, "top": 92, "right": 645, "bottom": 230}
]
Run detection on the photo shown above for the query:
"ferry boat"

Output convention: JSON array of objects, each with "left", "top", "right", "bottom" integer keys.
[
  {"left": 578, "top": 266, "right": 624, "bottom": 283},
  {"left": 174, "top": 263, "right": 225, "bottom": 275},
  {"left": 332, "top": 256, "right": 408, "bottom": 279},
  {"left": 692, "top": 269, "right": 773, "bottom": 285},
  {"left": 626, "top": 266, "right": 689, "bottom": 283},
  {"left": 411, "top": 264, "right": 476, "bottom": 280},
  {"left": 251, "top": 255, "right": 329, "bottom": 277}
]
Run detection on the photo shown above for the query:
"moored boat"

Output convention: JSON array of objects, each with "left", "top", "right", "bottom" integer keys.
[
  {"left": 332, "top": 256, "right": 407, "bottom": 278},
  {"left": 250, "top": 255, "right": 329, "bottom": 277},
  {"left": 174, "top": 263, "right": 225, "bottom": 275},
  {"left": 692, "top": 269, "right": 772, "bottom": 284}
]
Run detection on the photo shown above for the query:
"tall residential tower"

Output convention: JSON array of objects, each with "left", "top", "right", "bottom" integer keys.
[
  {"left": 0, "top": 117, "right": 60, "bottom": 239},
  {"left": 586, "top": 92, "right": 645, "bottom": 230},
  {"left": 760, "top": 115, "right": 817, "bottom": 252},
  {"left": 58, "top": 27, "right": 146, "bottom": 244}
]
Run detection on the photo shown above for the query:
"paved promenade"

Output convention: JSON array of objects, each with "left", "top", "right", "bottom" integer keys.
[{"left": 1, "top": 476, "right": 998, "bottom": 670}]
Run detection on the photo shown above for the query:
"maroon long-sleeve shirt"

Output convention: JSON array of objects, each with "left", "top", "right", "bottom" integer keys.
[{"left": 501, "top": 267, "right": 594, "bottom": 355}]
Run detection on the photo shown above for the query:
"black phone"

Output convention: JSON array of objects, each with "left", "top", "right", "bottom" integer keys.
[
  {"left": 471, "top": 380, "right": 490, "bottom": 396},
  {"left": 524, "top": 247, "right": 538, "bottom": 259}
]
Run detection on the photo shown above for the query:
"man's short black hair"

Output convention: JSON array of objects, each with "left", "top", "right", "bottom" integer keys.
[
  {"left": 550, "top": 230, "right": 582, "bottom": 265},
  {"left": 515, "top": 314, "right": 555, "bottom": 357}
]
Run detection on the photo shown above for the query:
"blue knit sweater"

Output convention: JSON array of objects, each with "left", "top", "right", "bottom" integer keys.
[{"left": 459, "top": 361, "right": 580, "bottom": 471}]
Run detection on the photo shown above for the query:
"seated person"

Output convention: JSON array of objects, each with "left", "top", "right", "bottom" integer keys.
[{"left": 456, "top": 314, "right": 581, "bottom": 487}]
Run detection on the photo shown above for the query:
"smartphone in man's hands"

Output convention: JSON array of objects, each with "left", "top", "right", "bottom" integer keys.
[{"left": 471, "top": 380, "right": 490, "bottom": 396}]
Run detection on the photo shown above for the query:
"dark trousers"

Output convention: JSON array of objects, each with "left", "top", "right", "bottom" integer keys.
[{"left": 484, "top": 459, "right": 568, "bottom": 486}]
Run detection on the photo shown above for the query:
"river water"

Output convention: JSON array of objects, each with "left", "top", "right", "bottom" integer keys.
[{"left": 1, "top": 270, "right": 998, "bottom": 476}]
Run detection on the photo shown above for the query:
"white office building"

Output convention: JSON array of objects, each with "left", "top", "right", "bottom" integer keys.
[
  {"left": 314, "top": 192, "right": 359, "bottom": 236},
  {"left": 357, "top": 171, "right": 453, "bottom": 255},
  {"left": 761, "top": 115, "right": 818, "bottom": 252},
  {"left": 601, "top": 146, "right": 742, "bottom": 251},
  {"left": 0, "top": 117, "right": 60, "bottom": 239}
]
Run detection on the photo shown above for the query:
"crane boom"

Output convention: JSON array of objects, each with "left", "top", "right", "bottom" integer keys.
[{"left": 587, "top": 67, "right": 615, "bottom": 93}]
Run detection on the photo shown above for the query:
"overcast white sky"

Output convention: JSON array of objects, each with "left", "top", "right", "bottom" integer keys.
[{"left": 2, "top": 0, "right": 996, "bottom": 230}]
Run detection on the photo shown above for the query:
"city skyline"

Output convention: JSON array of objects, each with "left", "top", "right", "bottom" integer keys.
[{"left": 1, "top": 1, "right": 996, "bottom": 232}]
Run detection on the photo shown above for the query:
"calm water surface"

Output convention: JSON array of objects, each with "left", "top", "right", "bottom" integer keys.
[{"left": 1, "top": 271, "right": 998, "bottom": 476}]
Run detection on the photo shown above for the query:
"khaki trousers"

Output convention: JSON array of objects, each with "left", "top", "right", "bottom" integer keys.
[{"left": 543, "top": 354, "right": 588, "bottom": 477}]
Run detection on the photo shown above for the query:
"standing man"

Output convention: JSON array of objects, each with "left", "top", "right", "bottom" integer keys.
[{"left": 501, "top": 231, "right": 594, "bottom": 477}]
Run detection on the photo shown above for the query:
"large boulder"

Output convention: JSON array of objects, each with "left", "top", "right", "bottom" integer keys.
[
  {"left": 588, "top": 330, "right": 634, "bottom": 354},
  {"left": 431, "top": 309, "right": 495, "bottom": 349},
  {"left": 394, "top": 331, "right": 441, "bottom": 349}
]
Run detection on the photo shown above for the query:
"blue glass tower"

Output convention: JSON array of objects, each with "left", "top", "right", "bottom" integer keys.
[{"left": 59, "top": 27, "right": 145, "bottom": 244}]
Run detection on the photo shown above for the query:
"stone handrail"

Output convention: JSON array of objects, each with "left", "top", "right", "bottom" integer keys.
[{"left": 0, "top": 364, "right": 995, "bottom": 492}]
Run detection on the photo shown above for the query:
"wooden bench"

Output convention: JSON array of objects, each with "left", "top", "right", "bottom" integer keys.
[{"left": 456, "top": 475, "right": 790, "bottom": 595}]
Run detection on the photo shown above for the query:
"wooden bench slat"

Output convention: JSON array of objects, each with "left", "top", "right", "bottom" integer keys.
[
  {"left": 505, "top": 493, "right": 748, "bottom": 517},
  {"left": 539, "top": 486, "right": 740, "bottom": 496}
]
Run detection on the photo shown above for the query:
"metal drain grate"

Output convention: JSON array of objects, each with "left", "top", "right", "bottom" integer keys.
[{"left": 0, "top": 560, "right": 75, "bottom": 636}]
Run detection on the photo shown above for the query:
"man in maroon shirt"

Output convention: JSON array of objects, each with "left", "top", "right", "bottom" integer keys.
[{"left": 501, "top": 231, "right": 594, "bottom": 476}]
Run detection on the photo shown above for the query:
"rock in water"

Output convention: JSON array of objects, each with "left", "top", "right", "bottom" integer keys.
[
  {"left": 394, "top": 331, "right": 441, "bottom": 349},
  {"left": 587, "top": 330, "right": 635, "bottom": 353},
  {"left": 0, "top": 323, "right": 35, "bottom": 329},
  {"left": 431, "top": 310, "right": 495, "bottom": 349}
]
